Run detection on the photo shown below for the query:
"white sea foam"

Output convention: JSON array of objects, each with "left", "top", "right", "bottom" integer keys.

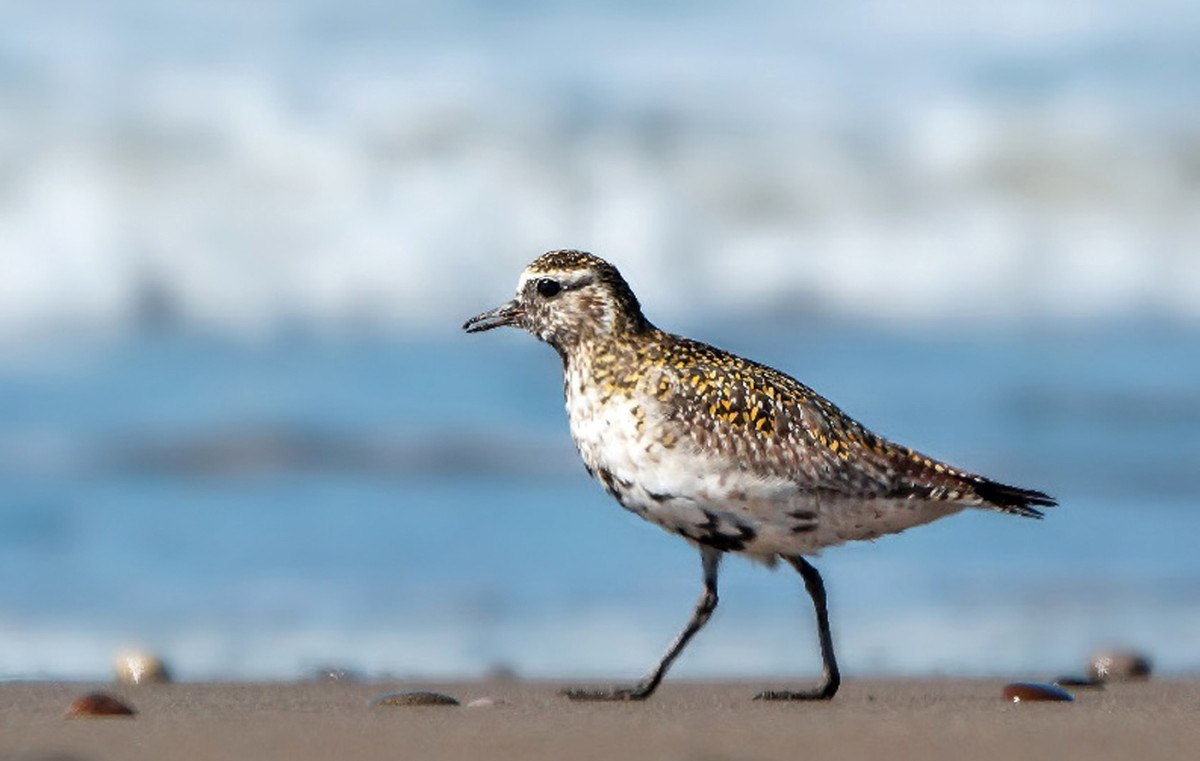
[
  {"left": 4, "top": 599, "right": 1199, "bottom": 681},
  {"left": 1, "top": 0, "right": 1198, "bottom": 340}
]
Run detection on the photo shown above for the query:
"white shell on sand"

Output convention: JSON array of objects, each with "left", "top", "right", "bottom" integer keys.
[
  {"left": 113, "top": 650, "right": 171, "bottom": 685},
  {"left": 466, "top": 697, "right": 508, "bottom": 708},
  {"left": 1089, "top": 650, "right": 1152, "bottom": 682}
]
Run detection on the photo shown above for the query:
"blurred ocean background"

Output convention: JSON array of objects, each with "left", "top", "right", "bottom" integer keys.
[{"left": 1, "top": 0, "right": 1198, "bottom": 681}]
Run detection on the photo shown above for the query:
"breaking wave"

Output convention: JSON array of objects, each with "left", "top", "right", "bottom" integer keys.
[{"left": 1, "top": 0, "right": 1198, "bottom": 338}]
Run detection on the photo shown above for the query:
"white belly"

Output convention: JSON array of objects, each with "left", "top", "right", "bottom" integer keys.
[{"left": 565, "top": 381, "right": 966, "bottom": 559}]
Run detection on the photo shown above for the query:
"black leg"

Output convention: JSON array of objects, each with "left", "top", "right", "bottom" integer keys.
[
  {"left": 754, "top": 555, "right": 840, "bottom": 701},
  {"left": 562, "top": 548, "right": 721, "bottom": 701}
]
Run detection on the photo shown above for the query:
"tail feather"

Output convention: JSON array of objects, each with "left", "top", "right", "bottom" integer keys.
[{"left": 972, "top": 478, "right": 1057, "bottom": 519}]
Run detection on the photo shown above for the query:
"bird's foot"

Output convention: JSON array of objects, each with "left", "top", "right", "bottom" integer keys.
[
  {"left": 753, "top": 686, "right": 837, "bottom": 702},
  {"left": 560, "top": 684, "right": 652, "bottom": 702}
]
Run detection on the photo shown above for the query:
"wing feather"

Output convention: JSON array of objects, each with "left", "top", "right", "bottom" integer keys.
[{"left": 654, "top": 334, "right": 1055, "bottom": 517}]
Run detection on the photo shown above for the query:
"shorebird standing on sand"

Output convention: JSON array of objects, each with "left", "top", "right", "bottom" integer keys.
[{"left": 463, "top": 250, "right": 1056, "bottom": 701}]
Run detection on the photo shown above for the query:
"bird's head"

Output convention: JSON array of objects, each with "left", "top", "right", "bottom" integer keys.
[{"left": 463, "top": 250, "right": 650, "bottom": 354}]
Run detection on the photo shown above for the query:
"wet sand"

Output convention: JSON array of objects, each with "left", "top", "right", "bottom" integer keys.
[{"left": 3, "top": 679, "right": 1197, "bottom": 761}]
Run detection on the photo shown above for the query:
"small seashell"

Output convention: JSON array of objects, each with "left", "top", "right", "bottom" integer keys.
[
  {"left": 114, "top": 650, "right": 171, "bottom": 685},
  {"left": 67, "top": 692, "right": 137, "bottom": 717},
  {"left": 1003, "top": 682, "right": 1074, "bottom": 703},
  {"left": 370, "top": 691, "right": 459, "bottom": 707},
  {"left": 1088, "top": 650, "right": 1152, "bottom": 682},
  {"left": 465, "top": 697, "right": 508, "bottom": 708}
]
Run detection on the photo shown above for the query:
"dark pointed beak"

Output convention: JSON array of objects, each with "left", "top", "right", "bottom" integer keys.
[{"left": 462, "top": 300, "right": 524, "bottom": 333}]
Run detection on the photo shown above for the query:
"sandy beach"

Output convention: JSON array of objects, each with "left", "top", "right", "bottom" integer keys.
[{"left": 3, "top": 678, "right": 1197, "bottom": 761}]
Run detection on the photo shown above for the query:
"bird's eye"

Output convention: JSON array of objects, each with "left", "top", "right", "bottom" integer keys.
[{"left": 536, "top": 278, "right": 563, "bottom": 298}]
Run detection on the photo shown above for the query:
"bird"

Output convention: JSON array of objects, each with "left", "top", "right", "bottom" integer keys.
[{"left": 462, "top": 250, "right": 1056, "bottom": 702}]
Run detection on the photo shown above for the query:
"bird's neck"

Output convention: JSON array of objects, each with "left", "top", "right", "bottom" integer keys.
[
  {"left": 557, "top": 324, "right": 661, "bottom": 384},
  {"left": 549, "top": 311, "right": 654, "bottom": 367}
]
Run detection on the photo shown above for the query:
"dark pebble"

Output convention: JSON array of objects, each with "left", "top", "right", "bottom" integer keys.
[
  {"left": 371, "top": 691, "right": 459, "bottom": 707},
  {"left": 1089, "top": 650, "right": 1152, "bottom": 682},
  {"left": 1003, "top": 682, "right": 1074, "bottom": 703},
  {"left": 1054, "top": 676, "right": 1105, "bottom": 689},
  {"left": 66, "top": 692, "right": 137, "bottom": 717}
]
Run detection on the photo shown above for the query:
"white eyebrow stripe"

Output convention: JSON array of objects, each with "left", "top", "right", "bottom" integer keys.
[{"left": 517, "top": 270, "right": 593, "bottom": 291}]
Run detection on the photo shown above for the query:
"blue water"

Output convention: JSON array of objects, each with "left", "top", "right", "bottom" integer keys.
[
  {"left": 1, "top": 321, "right": 1196, "bottom": 680},
  {"left": 2, "top": 0, "right": 1198, "bottom": 681},
  {"left": 2, "top": 0, "right": 1199, "bottom": 334}
]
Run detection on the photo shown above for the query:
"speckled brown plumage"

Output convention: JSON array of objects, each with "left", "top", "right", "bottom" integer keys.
[
  {"left": 603, "top": 330, "right": 1050, "bottom": 516},
  {"left": 463, "top": 249, "right": 1057, "bottom": 702},
  {"left": 519, "top": 250, "right": 1053, "bottom": 525}
]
